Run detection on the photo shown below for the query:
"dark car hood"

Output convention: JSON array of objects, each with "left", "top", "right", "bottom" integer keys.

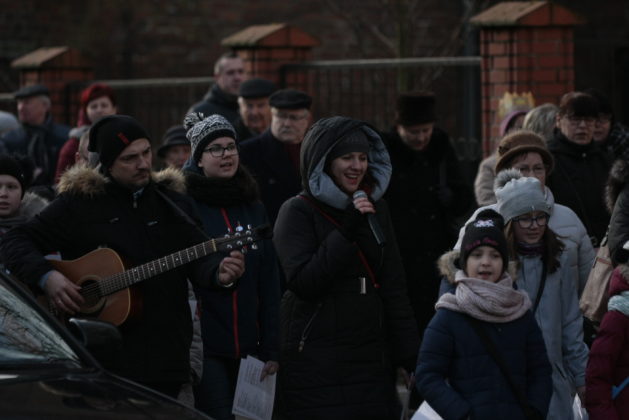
[{"left": 0, "top": 369, "right": 208, "bottom": 419}]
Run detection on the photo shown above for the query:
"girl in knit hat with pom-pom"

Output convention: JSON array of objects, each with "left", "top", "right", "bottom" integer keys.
[
  {"left": 416, "top": 209, "right": 552, "bottom": 420},
  {"left": 494, "top": 169, "right": 589, "bottom": 420},
  {"left": 181, "top": 112, "right": 281, "bottom": 419}
]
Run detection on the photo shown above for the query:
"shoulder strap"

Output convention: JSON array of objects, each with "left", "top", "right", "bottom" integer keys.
[
  {"left": 154, "top": 187, "right": 209, "bottom": 239},
  {"left": 298, "top": 194, "right": 380, "bottom": 289},
  {"left": 464, "top": 316, "right": 539, "bottom": 420},
  {"left": 532, "top": 259, "right": 547, "bottom": 313},
  {"left": 613, "top": 376, "right": 629, "bottom": 399}
]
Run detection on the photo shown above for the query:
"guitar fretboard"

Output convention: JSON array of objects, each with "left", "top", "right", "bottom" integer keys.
[{"left": 97, "top": 238, "right": 218, "bottom": 297}]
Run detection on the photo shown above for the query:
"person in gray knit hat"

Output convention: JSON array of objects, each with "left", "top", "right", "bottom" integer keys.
[
  {"left": 494, "top": 170, "right": 552, "bottom": 224},
  {"left": 184, "top": 112, "right": 238, "bottom": 164},
  {"left": 494, "top": 168, "right": 589, "bottom": 419}
]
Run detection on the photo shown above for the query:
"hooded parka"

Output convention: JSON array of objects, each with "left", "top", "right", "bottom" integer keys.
[{"left": 273, "top": 117, "right": 419, "bottom": 419}]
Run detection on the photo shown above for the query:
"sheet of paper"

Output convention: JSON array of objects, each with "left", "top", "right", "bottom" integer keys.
[{"left": 232, "top": 355, "right": 276, "bottom": 420}]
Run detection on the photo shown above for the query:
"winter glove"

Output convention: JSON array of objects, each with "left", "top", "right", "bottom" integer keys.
[
  {"left": 436, "top": 185, "right": 454, "bottom": 208},
  {"left": 340, "top": 204, "right": 366, "bottom": 241}
]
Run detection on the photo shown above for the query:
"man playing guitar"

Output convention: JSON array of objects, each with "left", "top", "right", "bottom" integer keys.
[{"left": 0, "top": 115, "right": 245, "bottom": 398}]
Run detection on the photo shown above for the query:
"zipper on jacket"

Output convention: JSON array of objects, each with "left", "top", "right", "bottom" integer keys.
[
  {"left": 220, "top": 207, "right": 241, "bottom": 358},
  {"left": 299, "top": 303, "right": 322, "bottom": 352}
]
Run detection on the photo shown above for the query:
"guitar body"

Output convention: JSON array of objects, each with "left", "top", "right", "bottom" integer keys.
[{"left": 49, "top": 248, "right": 140, "bottom": 326}]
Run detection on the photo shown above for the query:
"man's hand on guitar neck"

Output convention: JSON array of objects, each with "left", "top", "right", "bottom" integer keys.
[
  {"left": 45, "top": 270, "right": 85, "bottom": 314},
  {"left": 217, "top": 250, "right": 245, "bottom": 287}
]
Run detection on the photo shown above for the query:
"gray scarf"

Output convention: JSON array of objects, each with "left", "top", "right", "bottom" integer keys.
[{"left": 436, "top": 270, "right": 532, "bottom": 323}]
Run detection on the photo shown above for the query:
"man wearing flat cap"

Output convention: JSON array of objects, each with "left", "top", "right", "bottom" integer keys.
[
  {"left": 382, "top": 91, "right": 473, "bottom": 338},
  {"left": 234, "top": 78, "right": 277, "bottom": 141},
  {"left": 188, "top": 52, "right": 246, "bottom": 125},
  {"left": 158, "top": 125, "right": 191, "bottom": 169},
  {"left": 240, "top": 88, "right": 312, "bottom": 225},
  {"left": 0, "top": 84, "right": 70, "bottom": 187},
  {"left": 0, "top": 114, "right": 245, "bottom": 398}
]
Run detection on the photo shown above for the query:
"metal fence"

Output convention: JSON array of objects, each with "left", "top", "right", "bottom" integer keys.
[
  {"left": 280, "top": 56, "right": 482, "bottom": 163},
  {"left": 0, "top": 56, "right": 483, "bottom": 174}
]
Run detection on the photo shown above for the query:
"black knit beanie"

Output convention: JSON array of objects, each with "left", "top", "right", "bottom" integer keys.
[
  {"left": 0, "top": 155, "right": 26, "bottom": 197},
  {"left": 326, "top": 129, "right": 370, "bottom": 164},
  {"left": 460, "top": 209, "right": 509, "bottom": 273},
  {"left": 88, "top": 115, "right": 150, "bottom": 170}
]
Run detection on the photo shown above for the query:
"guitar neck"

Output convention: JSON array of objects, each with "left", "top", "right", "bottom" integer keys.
[{"left": 99, "top": 238, "right": 218, "bottom": 297}]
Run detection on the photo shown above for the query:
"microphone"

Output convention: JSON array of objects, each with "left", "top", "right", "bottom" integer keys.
[{"left": 352, "top": 190, "right": 386, "bottom": 247}]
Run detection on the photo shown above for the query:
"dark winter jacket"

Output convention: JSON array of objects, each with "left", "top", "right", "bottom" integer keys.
[
  {"left": 184, "top": 164, "right": 281, "bottom": 362},
  {"left": 239, "top": 129, "right": 302, "bottom": 225},
  {"left": 274, "top": 117, "right": 419, "bottom": 419},
  {"left": 606, "top": 159, "right": 629, "bottom": 265},
  {"left": 546, "top": 129, "right": 611, "bottom": 246},
  {"left": 586, "top": 265, "right": 629, "bottom": 419},
  {"left": 416, "top": 251, "right": 552, "bottom": 420},
  {"left": 0, "top": 166, "right": 223, "bottom": 383},
  {"left": 188, "top": 84, "right": 240, "bottom": 125},
  {"left": 0, "top": 114, "right": 70, "bottom": 186},
  {"left": 382, "top": 126, "right": 473, "bottom": 333}
]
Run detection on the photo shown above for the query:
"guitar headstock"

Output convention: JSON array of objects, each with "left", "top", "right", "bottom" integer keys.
[{"left": 216, "top": 224, "right": 273, "bottom": 253}]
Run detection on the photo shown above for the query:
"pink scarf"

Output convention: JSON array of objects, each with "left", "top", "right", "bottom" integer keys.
[{"left": 436, "top": 271, "right": 532, "bottom": 323}]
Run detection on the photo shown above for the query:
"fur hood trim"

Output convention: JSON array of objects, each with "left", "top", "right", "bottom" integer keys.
[
  {"left": 605, "top": 159, "right": 629, "bottom": 214},
  {"left": 57, "top": 165, "right": 186, "bottom": 197},
  {"left": 437, "top": 249, "right": 518, "bottom": 284},
  {"left": 438, "top": 250, "right": 461, "bottom": 283},
  {"left": 493, "top": 168, "right": 522, "bottom": 192}
]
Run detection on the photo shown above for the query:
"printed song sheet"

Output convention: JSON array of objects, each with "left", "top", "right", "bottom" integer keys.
[{"left": 232, "top": 355, "right": 276, "bottom": 420}]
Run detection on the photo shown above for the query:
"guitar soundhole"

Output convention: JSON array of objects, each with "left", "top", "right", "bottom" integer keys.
[{"left": 79, "top": 278, "right": 105, "bottom": 315}]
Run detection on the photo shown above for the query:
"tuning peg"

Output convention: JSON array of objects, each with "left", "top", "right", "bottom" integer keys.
[
  {"left": 235, "top": 222, "right": 244, "bottom": 232},
  {"left": 236, "top": 240, "right": 243, "bottom": 246},
  {"left": 226, "top": 244, "right": 233, "bottom": 250},
  {"left": 241, "top": 247, "right": 248, "bottom": 254},
  {"left": 251, "top": 243, "right": 258, "bottom": 250}
]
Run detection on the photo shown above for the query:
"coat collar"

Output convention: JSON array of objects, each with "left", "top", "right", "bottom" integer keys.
[{"left": 57, "top": 164, "right": 186, "bottom": 197}]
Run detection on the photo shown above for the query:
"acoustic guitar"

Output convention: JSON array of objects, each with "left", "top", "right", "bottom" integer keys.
[{"left": 45, "top": 224, "right": 271, "bottom": 326}]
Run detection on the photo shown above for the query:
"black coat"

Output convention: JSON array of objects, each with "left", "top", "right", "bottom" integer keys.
[
  {"left": 0, "top": 167, "right": 222, "bottom": 383},
  {"left": 188, "top": 84, "right": 240, "bottom": 126},
  {"left": 546, "top": 130, "right": 611, "bottom": 246},
  {"left": 383, "top": 127, "right": 473, "bottom": 333},
  {"left": 606, "top": 159, "right": 629, "bottom": 265},
  {"left": 239, "top": 129, "right": 302, "bottom": 225},
  {"left": 274, "top": 117, "right": 419, "bottom": 419}
]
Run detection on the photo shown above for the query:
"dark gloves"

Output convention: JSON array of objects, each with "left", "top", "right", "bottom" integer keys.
[
  {"left": 436, "top": 185, "right": 454, "bottom": 208},
  {"left": 340, "top": 204, "right": 365, "bottom": 241}
]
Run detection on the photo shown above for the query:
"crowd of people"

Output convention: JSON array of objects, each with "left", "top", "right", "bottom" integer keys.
[{"left": 0, "top": 50, "right": 628, "bottom": 420}]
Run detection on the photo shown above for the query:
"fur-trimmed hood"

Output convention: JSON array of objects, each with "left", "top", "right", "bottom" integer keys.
[
  {"left": 437, "top": 249, "right": 518, "bottom": 284},
  {"left": 57, "top": 164, "right": 186, "bottom": 197},
  {"left": 605, "top": 159, "right": 629, "bottom": 214}
]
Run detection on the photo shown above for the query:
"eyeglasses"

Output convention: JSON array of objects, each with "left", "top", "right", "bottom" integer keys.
[
  {"left": 513, "top": 165, "right": 546, "bottom": 176},
  {"left": 565, "top": 115, "right": 595, "bottom": 126},
  {"left": 513, "top": 214, "right": 548, "bottom": 229},
  {"left": 273, "top": 112, "right": 308, "bottom": 122},
  {"left": 203, "top": 143, "right": 238, "bottom": 158}
]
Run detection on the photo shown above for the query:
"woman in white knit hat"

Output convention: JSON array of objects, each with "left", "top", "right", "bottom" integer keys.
[{"left": 495, "top": 169, "right": 589, "bottom": 420}]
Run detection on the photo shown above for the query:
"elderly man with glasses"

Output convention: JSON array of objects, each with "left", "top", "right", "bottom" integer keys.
[
  {"left": 545, "top": 91, "right": 612, "bottom": 248},
  {"left": 239, "top": 89, "right": 312, "bottom": 226}
]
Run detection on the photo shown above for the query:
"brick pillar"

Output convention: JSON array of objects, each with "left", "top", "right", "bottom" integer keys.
[
  {"left": 11, "top": 46, "right": 93, "bottom": 125},
  {"left": 221, "top": 24, "right": 319, "bottom": 86},
  {"left": 471, "top": 1, "right": 584, "bottom": 156}
]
